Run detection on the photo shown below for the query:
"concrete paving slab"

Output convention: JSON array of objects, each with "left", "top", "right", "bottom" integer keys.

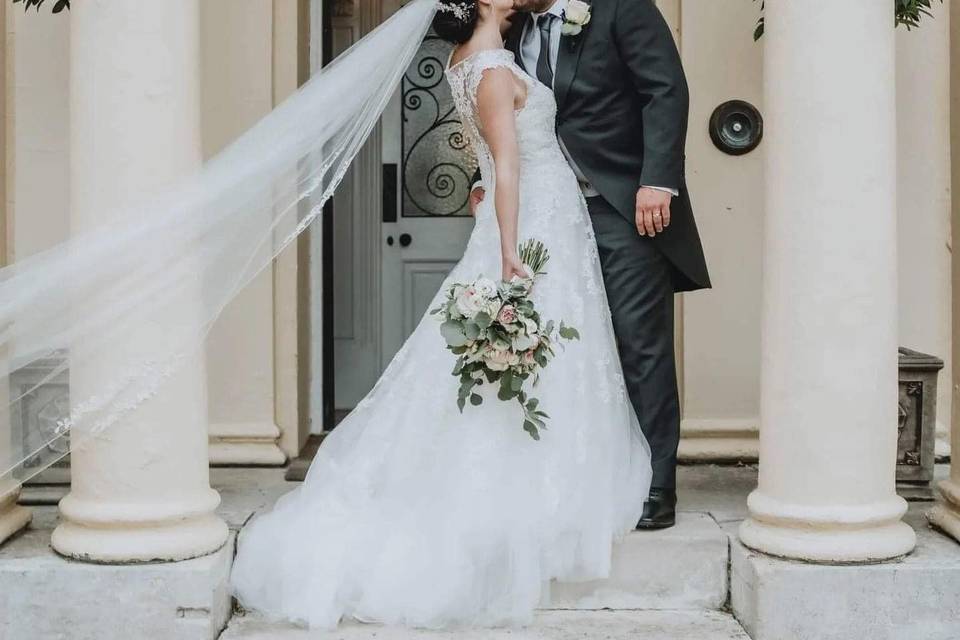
[
  {"left": 546, "top": 512, "right": 729, "bottom": 611},
  {"left": 730, "top": 519, "right": 960, "bottom": 640},
  {"left": 0, "top": 528, "right": 235, "bottom": 640},
  {"left": 220, "top": 610, "right": 750, "bottom": 640}
]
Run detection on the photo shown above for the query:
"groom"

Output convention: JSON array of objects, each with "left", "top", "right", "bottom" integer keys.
[{"left": 471, "top": 0, "right": 710, "bottom": 529}]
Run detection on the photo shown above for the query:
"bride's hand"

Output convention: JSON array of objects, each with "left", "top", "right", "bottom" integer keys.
[{"left": 502, "top": 252, "right": 529, "bottom": 283}]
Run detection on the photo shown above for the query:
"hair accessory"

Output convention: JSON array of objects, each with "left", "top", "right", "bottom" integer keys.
[{"left": 436, "top": 0, "right": 471, "bottom": 21}]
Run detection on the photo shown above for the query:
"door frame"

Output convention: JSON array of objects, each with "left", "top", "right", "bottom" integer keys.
[{"left": 311, "top": 0, "right": 385, "bottom": 428}]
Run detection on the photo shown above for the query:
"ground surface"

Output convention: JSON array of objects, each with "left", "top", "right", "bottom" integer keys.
[
  {"left": 9, "top": 463, "right": 955, "bottom": 640},
  {"left": 221, "top": 610, "right": 750, "bottom": 640}
]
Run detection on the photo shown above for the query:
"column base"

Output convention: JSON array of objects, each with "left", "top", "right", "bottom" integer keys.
[
  {"left": 51, "top": 489, "right": 228, "bottom": 563},
  {"left": 928, "top": 479, "right": 960, "bottom": 543},
  {"left": 1, "top": 529, "right": 235, "bottom": 640},
  {"left": 209, "top": 421, "right": 287, "bottom": 466},
  {"left": 738, "top": 490, "right": 917, "bottom": 563},
  {"left": 0, "top": 489, "right": 32, "bottom": 546},
  {"left": 730, "top": 526, "right": 960, "bottom": 640}
]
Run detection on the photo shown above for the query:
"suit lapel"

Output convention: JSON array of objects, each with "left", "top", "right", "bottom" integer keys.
[{"left": 553, "top": 2, "right": 590, "bottom": 113}]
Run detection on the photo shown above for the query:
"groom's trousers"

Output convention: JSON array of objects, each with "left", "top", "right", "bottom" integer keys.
[{"left": 586, "top": 195, "right": 681, "bottom": 490}]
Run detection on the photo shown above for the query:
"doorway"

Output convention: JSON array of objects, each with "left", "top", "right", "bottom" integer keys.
[{"left": 316, "top": 0, "right": 475, "bottom": 423}]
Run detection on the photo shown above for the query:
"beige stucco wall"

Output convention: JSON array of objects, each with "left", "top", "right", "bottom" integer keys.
[
  {"left": 675, "top": 0, "right": 953, "bottom": 460},
  {"left": 1, "top": 1, "right": 952, "bottom": 462},
  {"left": 673, "top": 0, "right": 765, "bottom": 459},
  {"left": 6, "top": 6, "right": 68, "bottom": 261},
  {"left": 897, "top": 1, "right": 952, "bottom": 458},
  {"left": 4, "top": 2, "right": 305, "bottom": 462},
  {"left": 201, "top": 0, "right": 306, "bottom": 462},
  {"left": 201, "top": 0, "right": 284, "bottom": 464}
]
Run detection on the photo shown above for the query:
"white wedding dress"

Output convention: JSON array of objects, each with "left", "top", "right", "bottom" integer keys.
[{"left": 230, "top": 48, "right": 652, "bottom": 629}]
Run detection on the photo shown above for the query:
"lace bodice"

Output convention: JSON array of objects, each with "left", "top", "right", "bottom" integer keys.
[{"left": 445, "top": 49, "right": 569, "bottom": 190}]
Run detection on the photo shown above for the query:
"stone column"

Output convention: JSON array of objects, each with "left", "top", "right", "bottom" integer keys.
[
  {"left": 51, "top": 0, "right": 228, "bottom": 562},
  {"left": 0, "top": 340, "right": 32, "bottom": 546},
  {"left": 738, "top": 0, "right": 916, "bottom": 562},
  {"left": 896, "top": 0, "right": 952, "bottom": 461},
  {"left": 930, "top": 0, "right": 960, "bottom": 544},
  {"left": 0, "top": 0, "right": 29, "bottom": 548}
]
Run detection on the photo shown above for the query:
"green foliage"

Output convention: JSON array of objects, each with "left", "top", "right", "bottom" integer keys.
[
  {"left": 754, "top": 0, "right": 941, "bottom": 40},
  {"left": 12, "top": 0, "right": 69, "bottom": 13}
]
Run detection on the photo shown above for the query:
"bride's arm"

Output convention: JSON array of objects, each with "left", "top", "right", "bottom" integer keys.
[{"left": 476, "top": 68, "right": 527, "bottom": 282}]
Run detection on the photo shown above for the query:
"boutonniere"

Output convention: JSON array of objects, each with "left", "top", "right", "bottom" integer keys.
[{"left": 560, "top": 0, "right": 591, "bottom": 37}]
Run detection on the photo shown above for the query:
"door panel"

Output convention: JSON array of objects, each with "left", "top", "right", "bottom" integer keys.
[
  {"left": 380, "top": 25, "right": 475, "bottom": 368},
  {"left": 331, "top": 2, "right": 383, "bottom": 409}
]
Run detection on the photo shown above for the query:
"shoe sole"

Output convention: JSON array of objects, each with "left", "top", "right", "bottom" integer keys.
[{"left": 634, "top": 521, "right": 676, "bottom": 531}]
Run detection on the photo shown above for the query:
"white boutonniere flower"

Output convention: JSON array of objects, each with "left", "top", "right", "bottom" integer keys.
[{"left": 561, "top": 0, "right": 591, "bottom": 36}]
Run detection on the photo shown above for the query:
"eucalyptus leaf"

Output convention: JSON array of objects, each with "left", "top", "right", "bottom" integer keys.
[
  {"left": 464, "top": 322, "right": 481, "bottom": 341},
  {"left": 474, "top": 311, "right": 492, "bottom": 329},
  {"left": 441, "top": 320, "right": 469, "bottom": 347},
  {"left": 558, "top": 322, "right": 580, "bottom": 341},
  {"left": 523, "top": 420, "right": 541, "bottom": 441}
]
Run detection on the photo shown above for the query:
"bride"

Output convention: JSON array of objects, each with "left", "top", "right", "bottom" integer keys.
[{"left": 230, "top": 0, "right": 652, "bottom": 628}]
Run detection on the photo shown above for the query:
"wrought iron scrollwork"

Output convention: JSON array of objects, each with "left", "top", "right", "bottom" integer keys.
[{"left": 401, "top": 33, "right": 478, "bottom": 218}]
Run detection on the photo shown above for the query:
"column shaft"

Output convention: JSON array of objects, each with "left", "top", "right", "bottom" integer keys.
[
  {"left": 930, "top": 0, "right": 960, "bottom": 542},
  {"left": 51, "top": 0, "right": 227, "bottom": 562},
  {"left": 739, "top": 0, "right": 915, "bottom": 562},
  {"left": 0, "top": 341, "right": 31, "bottom": 546}
]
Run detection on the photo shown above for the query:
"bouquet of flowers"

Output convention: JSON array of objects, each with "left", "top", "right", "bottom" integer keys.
[{"left": 431, "top": 239, "right": 579, "bottom": 440}]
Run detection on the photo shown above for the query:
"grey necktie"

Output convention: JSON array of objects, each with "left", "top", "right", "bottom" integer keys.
[{"left": 536, "top": 14, "right": 554, "bottom": 88}]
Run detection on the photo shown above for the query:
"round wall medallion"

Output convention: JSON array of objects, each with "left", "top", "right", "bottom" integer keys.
[{"left": 709, "top": 100, "right": 763, "bottom": 156}]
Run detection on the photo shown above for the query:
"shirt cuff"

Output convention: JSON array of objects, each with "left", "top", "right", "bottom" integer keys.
[
  {"left": 471, "top": 181, "right": 484, "bottom": 192},
  {"left": 642, "top": 185, "right": 679, "bottom": 197}
]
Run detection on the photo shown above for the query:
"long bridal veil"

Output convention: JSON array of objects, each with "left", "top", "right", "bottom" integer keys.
[{"left": 0, "top": 0, "right": 437, "bottom": 491}]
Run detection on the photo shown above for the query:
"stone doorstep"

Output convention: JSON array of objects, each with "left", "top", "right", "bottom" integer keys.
[
  {"left": 0, "top": 528, "right": 235, "bottom": 640},
  {"left": 221, "top": 610, "right": 750, "bottom": 640},
  {"left": 545, "top": 511, "right": 730, "bottom": 611},
  {"left": 730, "top": 523, "right": 960, "bottom": 640}
]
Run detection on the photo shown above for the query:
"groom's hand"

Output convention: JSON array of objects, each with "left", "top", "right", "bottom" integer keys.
[
  {"left": 469, "top": 186, "right": 486, "bottom": 216},
  {"left": 635, "top": 187, "right": 672, "bottom": 237}
]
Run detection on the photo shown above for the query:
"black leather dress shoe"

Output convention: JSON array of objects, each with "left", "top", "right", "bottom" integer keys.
[{"left": 635, "top": 488, "right": 677, "bottom": 530}]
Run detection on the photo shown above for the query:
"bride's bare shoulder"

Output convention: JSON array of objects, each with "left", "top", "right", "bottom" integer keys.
[{"left": 447, "top": 42, "right": 510, "bottom": 71}]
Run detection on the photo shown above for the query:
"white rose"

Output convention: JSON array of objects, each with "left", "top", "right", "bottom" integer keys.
[
  {"left": 564, "top": 0, "right": 591, "bottom": 25},
  {"left": 474, "top": 277, "right": 498, "bottom": 299},
  {"left": 455, "top": 286, "right": 483, "bottom": 318}
]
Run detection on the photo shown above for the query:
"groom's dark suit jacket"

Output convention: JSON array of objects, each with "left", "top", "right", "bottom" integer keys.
[{"left": 503, "top": 0, "right": 710, "bottom": 292}]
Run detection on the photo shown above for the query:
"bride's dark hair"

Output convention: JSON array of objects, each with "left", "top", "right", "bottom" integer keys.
[{"left": 432, "top": 0, "right": 479, "bottom": 45}]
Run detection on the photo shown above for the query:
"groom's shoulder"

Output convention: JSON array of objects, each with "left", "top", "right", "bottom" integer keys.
[{"left": 589, "top": 0, "right": 661, "bottom": 21}]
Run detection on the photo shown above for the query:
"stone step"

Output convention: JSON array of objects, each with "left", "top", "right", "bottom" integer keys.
[
  {"left": 545, "top": 511, "right": 729, "bottom": 611},
  {"left": 0, "top": 526, "right": 235, "bottom": 640},
  {"left": 221, "top": 610, "right": 749, "bottom": 640},
  {"left": 731, "top": 511, "right": 960, "bottom": 640}
]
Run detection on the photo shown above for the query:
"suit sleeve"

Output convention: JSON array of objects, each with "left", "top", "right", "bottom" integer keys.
[{"left": 614, "top": 0, "right": 689, "bottom": 191}]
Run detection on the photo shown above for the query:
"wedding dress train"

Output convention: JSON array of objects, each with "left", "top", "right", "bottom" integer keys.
[{"left": 230, "top": 48, "right": 652, "bottom": 629}]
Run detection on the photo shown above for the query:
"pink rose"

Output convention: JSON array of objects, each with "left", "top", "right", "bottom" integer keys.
[{"left": 497, "top": 304, "right": 518, "bottom": 325}]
